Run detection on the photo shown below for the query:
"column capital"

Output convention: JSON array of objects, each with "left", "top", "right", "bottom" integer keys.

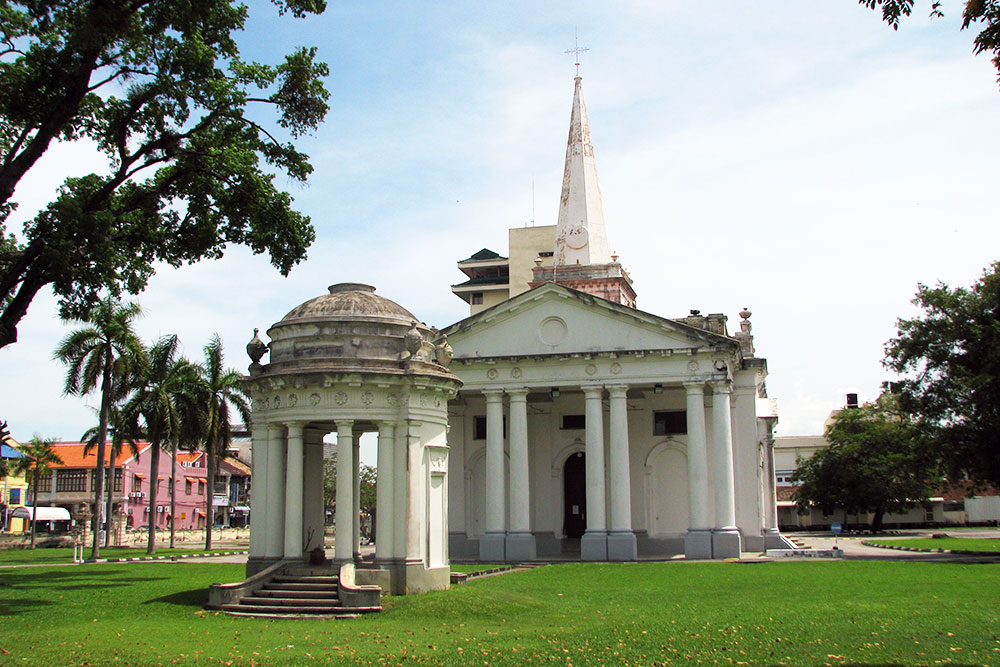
[
  {"left": 375, "top": 420, "right": 396, "bottom": 434},
  {"left": 582, "top": 384, "right": 604, "bottom": 399},
  {"left": 506, "top": 387, "right": 528, "bottom": 400},
  {"left": 683, "top": 381, "right": 705, "bottom": 394},
  {"left": 606, "top": 384, "right": 629, "bottom": 398},
  {"left": 336, "top": 419, "right": 354, "bottom": 437},
  {"left": 483, "top": 388, "right": 505, "bottom": 401},
  {"left": 285, "top": 420, "right": 307, "bottom": 433},
  {"left": 711, "top": 381, "right": 732, "bottom": 395}
]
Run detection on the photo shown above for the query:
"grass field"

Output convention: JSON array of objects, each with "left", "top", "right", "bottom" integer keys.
[
  {"left": 0, "top": 560, "right": 998, "bottom": 666},
  {"left": 867, "top": 536, "right": 1000, "bottom": 553},
  {"left": 0, "top": 546, "right": 242, "bottom": 566}
]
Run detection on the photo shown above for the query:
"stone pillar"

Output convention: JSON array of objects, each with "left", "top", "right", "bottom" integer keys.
[
  {"left": 375, "top": 422, "right": 396, "bottom": 563},
  {"left": 302, "top": 434, "right": 325, "bottom": 554},
  {"left": 711, "top": 382, "right": 742, "bottom": 558},
  {"left": 505, "top": 388, "right": 535, "bottom": 561},
  {"left": 392, "top": 419, "right": 407, "bottom": 562},
  {"left": 283, "top": 422, "right": 305, "bottom": 559},
  {"left": 581, "top": 385, "right": 608, "bottom": 560},
  {"left": 248, "top": 424, "right": 268, "bottom": 562},
  {"left": 763, "top": 428, "right": 782, "bottom": 542},
  {"left": 683, "top": 382, "right": 712, "bottom": 559},
  {"left": 480, "top": 389, "right": 506, "bottom": 561},
  {"left": 334, "top": 420, "right": 355, "bottom": 563},
  {"left": 607, "top": 384, "right": 636, "bottom": 561},
  {"left": 265, "top": 424, "right": 285, "bottom": 560},
  {"left": 353, "top": 430, "right": 362, "bottom": 563},
  {"left": 405, "top": 422, "right": 424, "bottom": 562}
]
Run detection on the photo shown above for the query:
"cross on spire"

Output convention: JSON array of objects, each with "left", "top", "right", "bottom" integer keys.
[{"left": 564, "top": 30, "right": 589, "bottom": 76}]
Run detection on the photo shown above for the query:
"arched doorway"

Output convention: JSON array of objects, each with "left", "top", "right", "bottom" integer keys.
[{"left": 563, "top": 452, "right": 586, "bottom": 539}]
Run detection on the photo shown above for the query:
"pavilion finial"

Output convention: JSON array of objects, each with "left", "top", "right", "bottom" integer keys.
[{"left": 564, "top": 28, "right": 589, "bottom": 76}]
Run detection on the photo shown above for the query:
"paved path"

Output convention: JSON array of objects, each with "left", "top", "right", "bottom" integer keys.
[{"left": 789, "top": 528, "right": 1000, "bottom": 562}]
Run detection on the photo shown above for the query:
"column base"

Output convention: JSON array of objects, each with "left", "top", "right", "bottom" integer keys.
[
  {"left": 712, "top": 529, "right": 742, "bottom": 559},
  {"left": 480, "top": 531, "right": 506, "bottom": 561},
  {"left": 607, "top": 531, "right": 637, "bottom": 561},
  {"left": 581, "top": 531, "right": 608, "bottom": 561},
  {"left": 505, "top": 532, "right": 537, "bottom": 562},
  {"left": 684, "top": 529, "right": 713, "bottom": 560},
  {"left": 246, "top": 556, "right": 282, "bottom": 577}
]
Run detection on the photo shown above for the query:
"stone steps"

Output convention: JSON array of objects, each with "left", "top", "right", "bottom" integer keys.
[{"left": 221, "top": 569, "right": 380, "bottom": 618}]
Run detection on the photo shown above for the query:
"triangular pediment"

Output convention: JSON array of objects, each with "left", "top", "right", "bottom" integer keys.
[{"left": 440, "top": 283, "right": 736, "bottom": 359}]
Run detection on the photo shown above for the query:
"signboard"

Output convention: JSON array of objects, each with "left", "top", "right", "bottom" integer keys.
[
  {"left": 213, "top": 494, "right": 229, "bottom": 507},
  {"left": 831, "top": 522, "right": 842, "bottom": 534}
]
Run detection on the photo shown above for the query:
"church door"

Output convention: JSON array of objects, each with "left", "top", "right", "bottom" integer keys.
[{"left": 563, "top": 452, "right": 586, "bottom": 538}]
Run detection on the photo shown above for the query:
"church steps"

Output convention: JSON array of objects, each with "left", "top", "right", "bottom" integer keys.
[{"left": 219, "top": 568, "right": 381, "bottom": 618}]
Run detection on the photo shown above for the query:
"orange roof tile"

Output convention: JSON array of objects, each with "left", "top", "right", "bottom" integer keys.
[{"left": 46, "top": 442, "right": 152, "bottom": 469}]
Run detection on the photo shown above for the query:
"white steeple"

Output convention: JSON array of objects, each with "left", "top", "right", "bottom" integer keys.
[{"left": 554, "top": 75, "right": 612, "bottom": 267}]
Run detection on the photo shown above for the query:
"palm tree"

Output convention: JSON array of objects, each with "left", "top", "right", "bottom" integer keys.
[
  {"left": 54, "top": 298, "right": 143, "bottom": 560},
  {"left": 197, "top": 334, "right": 250, "bottom": 550},
  {"left": 11, "top": 436, "right": 64, "bottom": 549},
  {"left": 122, "top": 335, "right": 202, "bottom": 555},
  {"left": 81, "top": 406, "right": 143, "bottom": 548}
]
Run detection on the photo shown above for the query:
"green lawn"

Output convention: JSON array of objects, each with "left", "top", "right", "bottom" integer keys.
[
  {"left": 867, "top": 536, "right": 1000, "bottom": 552},
  {"left": 0, "top": 546, "right": 241, "bottom": 565},
  {"left": 0, "top": 560, "right": 998, "bottom": 665}
]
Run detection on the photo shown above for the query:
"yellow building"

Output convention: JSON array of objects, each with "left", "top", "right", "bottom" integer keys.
[{"left": 2, "top": 437, "right": 29, "bottom": 534}]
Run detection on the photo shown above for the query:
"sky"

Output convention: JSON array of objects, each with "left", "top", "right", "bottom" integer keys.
[{"left": 2, "top": 0, "right": 999, "bottom": 450}]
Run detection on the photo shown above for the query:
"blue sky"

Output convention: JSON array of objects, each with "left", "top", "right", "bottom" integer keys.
[{"left": 3, "top": 0, "right": 1000, "bottom": 445}]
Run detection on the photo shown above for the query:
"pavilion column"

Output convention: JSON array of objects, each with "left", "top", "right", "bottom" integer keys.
[
  {"left": 404, "top": 422, "right": 424, "bottom": 562},
  {"left": 683, "top": 382, "right": 713, "bottom": 559},
  {"left": 248, "top": 423, "right": 268, "bottom": 561},
  {"left": 392, "top": 420, "right": 408, "bottom": 562},
  {"left": 581, "top": 385, "right": 608, "bottom": 561},
  {"left": 283, "top": 422, "right": 305, "bottom": 559},
  {"left": 607, "top": 384, "right": 636, "bottom": 561},
  {"left": 353, "top": 430, "right": 362, "bottom": 563},
  {"left": 480, "top": 389, "right": 506, "bottom": 561},
  {"left": 375, "top": 422, "right": 396, "bottom": 563},
  {"left": 334, "top": 420, "right": 355, "bottom": 563},
  {"left": 505, "top": 388, "right": 535, "bottom": 561},
  {"left": 711, "top": 382, "right": 742, "bottom": 558},
  {"left": 265, "top": 424, "right": 285, "bottom": 560}
]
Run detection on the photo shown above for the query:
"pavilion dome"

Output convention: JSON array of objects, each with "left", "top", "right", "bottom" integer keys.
[{"left": 279, "top": 283, "right": 418, "bottom": 326}]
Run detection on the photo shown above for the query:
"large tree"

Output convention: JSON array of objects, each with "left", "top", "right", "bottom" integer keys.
[
  {"left": 884, "top": 261, "right": 1000, "bottom": 489},
  {"left": 11, "top": 435, "right": 64, "bottom": 548},
  {"left": 0, "top": 0, "right": 328, "bottom": 350},
  {"left": 54, "top": 297, "right": 143, "bottom": 559},
  {"left": 794, "top": 395, "right": 940, "bottom": 531},
  {"left": 858, "top": 1, "right": 1000, "bottom": 84},
  {"left": 194, "top": 333, "right": 250, "bottom": 550}
]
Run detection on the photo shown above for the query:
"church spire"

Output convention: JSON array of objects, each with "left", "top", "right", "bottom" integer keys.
[{"left": 554, "top": 75, "right": 612, "bottom": 267}]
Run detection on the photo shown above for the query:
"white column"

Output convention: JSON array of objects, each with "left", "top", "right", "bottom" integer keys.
[
  {"left": 334, "top": 420, "right": 355, "bottom": 563},
  {"left": 505, "top": 388, "right": 535, "bottom": 561},
  {"left": 405, "top": 422, "right": 424, "bottom": 562},
  {"left": 480, "top": 389, "right": 506, "bottom": 561},
  {"left": 248, "top": 423, "right": 268, "bottom": 561},
  {"left": 283, "top": 422, "right": 305, "bottom": 559},
  {"left": 352, "top": 430, "right": 362, "bottom": 563},
  {"left": 581, "top": 385, "right": 607, "bottom": 560},
  {"left": 265, "top": 424, "right": 285, "bottom": 560},
  {"left": 301, "top": 434, "right": 325, "bottom": 553},
  {"left": 375, "top": 422, "right": 396, "bottom": 563},
  {"left": 392, "top": 420, "right": 407, "bottom": 562},
  {"left": 711, "top": 381, "right": 742, "bottom": 558},
  {"left": 683, "top": 382, "right": 712, "bottom": 559},
  {"left": 607, "top": 384, "right": 636, "bottom": 560}
]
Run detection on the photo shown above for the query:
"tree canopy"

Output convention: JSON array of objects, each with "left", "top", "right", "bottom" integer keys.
[
  {"left": 794, "top": 395, "right": 940, "bottom": 531},
  {"left": 0, "top": 0, "right": 329, "bottom": 350},
  {"left": 858, "top": 1, "right": 1000, "bottom": 84},
  {"left": 884, "top": 261, "right": 1000, "bottom": 489}
]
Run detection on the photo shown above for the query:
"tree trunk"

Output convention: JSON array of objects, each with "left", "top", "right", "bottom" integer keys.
[
  {"left": 90, "top": 347, "right": 113, "bottom": 560},
  {"left": 147, "top": 442, "right": 160, "bottom": 555},
  {"left": 871, "top": 507, "right": 885, "bottom": 533},
  {"left": 205, "top": 446, "right": 214, "bottom": 551},
  {"left": 104, "top": 449, "right": 116, "bottom": 549},
  {"left": 169, "top": 440, "right": 177, "bottom": 549},
  {"left": 29, "top": 475, "right": 38, "bottom": 549}
]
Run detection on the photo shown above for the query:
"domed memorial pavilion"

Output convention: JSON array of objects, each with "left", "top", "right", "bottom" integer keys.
[{"left": 242, "top": 283, "right": 461, "bottom": 594}]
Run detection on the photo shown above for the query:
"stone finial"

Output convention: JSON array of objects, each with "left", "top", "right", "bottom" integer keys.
[
  {"left": 246, "top": 327, "right": 268, "bottom": 366},
  {"left": 434, "top": 334, "right": 454, "bottom": 367},
  {"left": 402, "top": 321, "right": 423, "bottom": 361}
]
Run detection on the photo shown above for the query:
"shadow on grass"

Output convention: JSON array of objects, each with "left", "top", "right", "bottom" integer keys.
[
  {"left": 0, "top": 568, "right": 168, "bottom": 591},
  {"left": 0, "top": 596, "right": 54, "bottom": 616},
  {"left": 145, "top": 587, "right": 208, "bottom": 608}
]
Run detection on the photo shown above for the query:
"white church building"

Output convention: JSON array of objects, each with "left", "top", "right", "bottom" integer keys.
[
  {"left": 442, "top": 74, "right": 785, "bottom": 561},
  {"left": 239, "top": 75, "right": 787, "bottom": 595}
]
